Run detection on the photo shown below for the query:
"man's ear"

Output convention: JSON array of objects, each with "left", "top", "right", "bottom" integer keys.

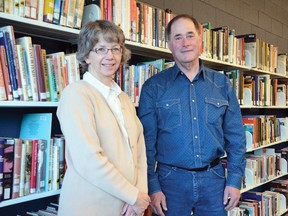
[{"left": 167, "top": 40, "right": 172, "bottom": 51}]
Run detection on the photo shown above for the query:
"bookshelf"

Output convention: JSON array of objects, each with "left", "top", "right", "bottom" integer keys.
[{"left": 0, "top": 2, "right": 287, "bottom": 216}]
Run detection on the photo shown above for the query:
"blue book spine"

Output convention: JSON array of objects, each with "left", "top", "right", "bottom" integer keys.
[{"left": 0, "top": 31, "right": 19, "bottom": 100}]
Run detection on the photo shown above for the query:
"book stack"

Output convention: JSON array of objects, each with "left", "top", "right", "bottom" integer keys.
[
  {"left": 0, "top": 113, "right": 66, "bottom": 202},
  {"left": 0, "top": 25, "right": 80, "bottom": 102}
]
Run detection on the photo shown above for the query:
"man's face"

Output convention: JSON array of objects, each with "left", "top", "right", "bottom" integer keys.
[{"left": 168, "top": 18, "right": 202, "bottom": 65}]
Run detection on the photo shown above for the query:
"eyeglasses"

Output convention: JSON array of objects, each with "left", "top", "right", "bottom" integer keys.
[{"left": 91, "top": 47, "right": 122, "bottom": 55}]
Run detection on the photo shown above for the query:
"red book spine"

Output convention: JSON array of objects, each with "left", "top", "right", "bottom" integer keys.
[{"left": 30, "top": 139, "right": 38, "bottom": 194}]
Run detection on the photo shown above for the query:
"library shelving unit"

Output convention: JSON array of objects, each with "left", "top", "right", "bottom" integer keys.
[
  {"left": 0, "top": 11, "right": 174, "bottom": 215},
  {"left": 1, "top": 11, "right": 288, "bottom": 216}
]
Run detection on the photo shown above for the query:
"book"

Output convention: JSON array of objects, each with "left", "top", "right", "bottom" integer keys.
[
  {"left": 41, "top": 49, "right": 50, "bottom": 101},
  {"left": 19, "top": 138, "right": 26, "bottom": 197},
  {"left": 12, "top": 138, "right": 22, "bottom": 198},
  {"left": 53, "top": 137, "right": 65, "bottom": 188},
  {"left": 3, "top": 138, "right": 15, "bottom": 200},
  {"left": 0, "top": 30, "right": 20, "bottom": 100},
  {"left": 0, "top": 53, "right": 7, "bottom": 100},
  {"left": 36, "top": 139, "right": 47, "bottom": 193},
  {"left": 33, "top": 44, "right": 47, "bottom": 101},
  {"left": 73, "top": 0, "right": 85, "bottom": 29},
  {"left": 0, "top": 138, "right": 4, "bottom": 201},
  {"left": 16, "top": 44, "right": 30, "bottom": 101},
  {"left": 0, "top": 45, "right": 13, "bottom": 100},
  {"left": 16, "top": 36, "right": 39, "bottom": 101},
  {"left": 30, "top": 139, "right": 38, "bottom": 194},
  {"left": 24, "top": 139, "right": 32, "bottom": 196},
  {"left": 19, "top": 113, "right": 52, "bottom": 192},
  {"left": 43, "top": 0, "right": 55, "bottom": 23}
]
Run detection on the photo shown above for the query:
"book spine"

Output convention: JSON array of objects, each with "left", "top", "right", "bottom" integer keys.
[
  {"left": 0, "top": 52, "right": 7, "bottom": 100},
  {"left": 59, "top": 0, "right": 68, "bottom": 26},
  {"left": 0, "top": 139, "right": 4, "bottom": 202},
  {"left": 52, "top": 0, "right": 61, "bottom": 24},
  {"left": 16, "top": 44, "right": 29, "bottom": 101},
  {"left": 30, "top": 139, "right": 38, "bottom": 194},
  {"left": 24, "top": 139, "right": 32, "bottom": 196},
  {"left": 33, "top": 44, "right": 47, "bottom": 101},
  {"left": 73, "top": 0, "right": 85, "bottom": 29},
  {"left": 52, "top": 141, "right": 59, "bottom": 190},
  {"left": 43, "top": 0, "right": 55, "bottom": 23},
  {"left": 53, "top": 137, "right": 65, "bottom": 188},
  {"left": 12, "top": 138, "right": 22, "bottom": 199},
  {"left": 0, "top": 45, "right": 13, "bottom": 100},
  {"left": 66, "top": 0, "right": 76, "bottom": 28},
  {"left": 46, "top": 57, "right": 58, "bottom": 102},
  {"left": 36, "top": 139, "right": 46, "bottom": 193},
  {"left": 41, "top": 49, "right": 50, "bottom": 101},
  {"left": 25, "top": 0, "right": 31, "bottom": 18},
  {"left": 19, "top": 139, "right": 26, "bottom": 197},
  {"left": 30, "top": 0, "right": 38, "bottom": 19},
  {"left": 16, "top": 36, "right": 39, "bottom": 101},
  {"left": 37, "top": 0, "right": 45, "bottom": 21},
  {"left": 0, "top": 31, "right": 20, "bottom": 100},
  {"left": 3, "top": 138, "right": 15, "bottom": 200}
]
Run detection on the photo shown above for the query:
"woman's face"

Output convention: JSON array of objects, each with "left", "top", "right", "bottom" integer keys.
[{"left": 85, "top": 34, "right": 122, "bottom": 86}]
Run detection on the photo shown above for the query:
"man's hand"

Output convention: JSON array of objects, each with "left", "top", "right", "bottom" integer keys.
[
  {"left": 223, "top": 186, "right": 241, "bottom": 211},
  {"left": 131, "top": 191, "right": 150, "bottom": 215},
  {"left": 149, "top": 191, "right": 167, "bottom": 216}
]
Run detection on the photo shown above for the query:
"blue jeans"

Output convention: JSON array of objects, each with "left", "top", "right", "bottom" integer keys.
[{"left": 154, "top": 163, "right": 227, "bottom": 216}]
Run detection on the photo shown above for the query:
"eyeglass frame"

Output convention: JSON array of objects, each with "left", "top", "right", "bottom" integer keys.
[{"left": 91, "top": 47, "right": 123, "bottom": 55}]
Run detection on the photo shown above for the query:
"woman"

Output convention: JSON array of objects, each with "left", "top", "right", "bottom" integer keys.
[{"left": 57, "top": 20, "right": 150, "bottom": 216}]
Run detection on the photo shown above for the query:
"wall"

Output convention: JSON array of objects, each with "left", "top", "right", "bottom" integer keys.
[{"left": 140, "top": 0, "right": 288, "bottom": 53}]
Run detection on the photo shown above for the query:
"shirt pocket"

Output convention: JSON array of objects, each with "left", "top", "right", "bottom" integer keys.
[
  {"left": 205, "top": 97, "right": 228, "bottom": 126},
  {"left": 156, "top": 99, "right": 182, "bottom": 130}
]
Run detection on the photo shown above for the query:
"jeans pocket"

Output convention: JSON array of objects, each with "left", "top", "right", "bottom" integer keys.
[
  {"left": 157, "top": 164, "right": 175, "bottom": 181},
  {"left": 205, "top": 97, "right": 228, "bottom": 126},
  {"left": 210, "top": 164, "right": 226, "bottom": 179},
  {"left": 156, "top": 99, "right": 182, "bottom": 130}
]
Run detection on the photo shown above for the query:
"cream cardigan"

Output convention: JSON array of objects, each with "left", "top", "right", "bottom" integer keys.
[{"left": 56, "top": 80, "right": 147, "bottom": 216}]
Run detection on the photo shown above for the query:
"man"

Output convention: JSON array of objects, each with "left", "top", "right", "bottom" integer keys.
[{"left": 138, "top": 14, "right": 246, "bottom": 216}]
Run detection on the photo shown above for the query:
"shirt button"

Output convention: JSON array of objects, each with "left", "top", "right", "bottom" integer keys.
[
  {"left": 195, "top": 136, "right": 198, "bottom": 139},
  {"left": 196, "top": 155, "right": 199, "bottom": 157},
  {"left": 166, "top": 104, "right": 169, "bottom": 106},
  {"left": 217, "top": 102, "right": 220, "bottom": 105},
  {"left": 193, "top": 117, "right": 197, "bottom": 120},
  {"left": 192, "top": 100, "right": 195, "bottom": 102}
]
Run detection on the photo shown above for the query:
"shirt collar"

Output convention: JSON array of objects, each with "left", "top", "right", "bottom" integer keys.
[
  {"left": 83, "top": 72, "right": 121, "bottom": 100},
  {"left": 172, "top": 59, "right": 206, "bottom": 81}
]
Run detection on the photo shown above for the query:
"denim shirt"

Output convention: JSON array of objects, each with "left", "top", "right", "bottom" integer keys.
[{"left": 138, "top": 60, "right": 246, "bottom": 194}]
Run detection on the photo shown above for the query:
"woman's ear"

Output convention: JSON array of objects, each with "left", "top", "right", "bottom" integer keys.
[{"left": 85, "top": 58, "right": 90, "bottom": 64}]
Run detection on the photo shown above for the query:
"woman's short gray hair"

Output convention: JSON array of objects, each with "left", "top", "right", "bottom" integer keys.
[{"left": 76, "top": 20, "right": 131, "bottom": 72}]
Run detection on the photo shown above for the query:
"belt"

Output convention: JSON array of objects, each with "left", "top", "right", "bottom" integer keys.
[{"left": 161, "top": 158, "right": 220, "bottom": 172}]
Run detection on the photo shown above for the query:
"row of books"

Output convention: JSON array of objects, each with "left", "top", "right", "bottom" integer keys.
[
  {"left": 242, "top": 115, "right": 287, "bottom": 150},
  {"left": 114, "top": 59, "right": 174, "bottom": 104},
  {"left": 229, "top": 190, "right": 286, "bottom": 216},
  {"left": 0, "top": 0, "right": 85, "bottom": 29},
  {"left": 222, "top": 70, "right": 288, "bottom": 107},
  {"left": 0, "top": 136, "right": 65, "bottom": 202},
  {"left": 0, "top": 25, "right": 80, "bottom": 102},
  {"left": 244, "top": 148, "right": 284, "bottom": 189},
  {"left": 201, "top": 23, "right": 287, "bottom": 75},
  {"left": 23, "top": 202, "right": 59, "bottom": 216},
  {"left": 90, "top": 0, "right": 175, "bottom": 48}
]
